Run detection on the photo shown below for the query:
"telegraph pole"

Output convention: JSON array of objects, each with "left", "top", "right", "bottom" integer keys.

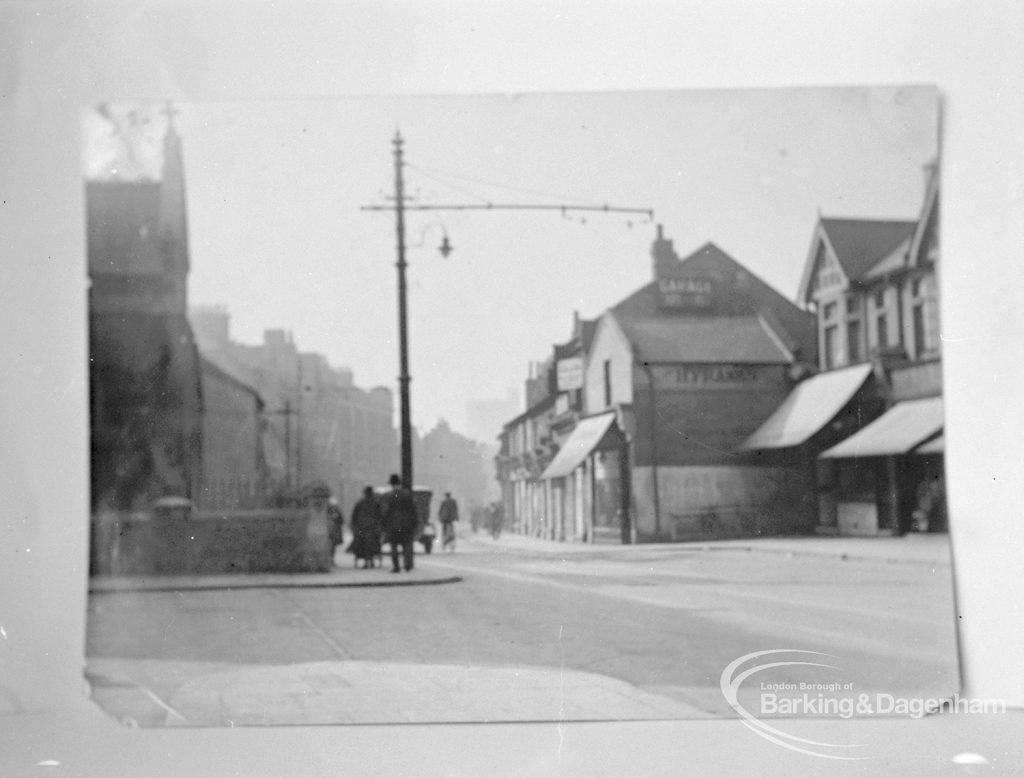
[
  {"left": 296, "top": 357, "right": 304, "bottom": 492},
  {"left": 393, "top": 133, "right": 413, "bottom": 489},
  {"left": 362, "top": 132, "right": 653, "bottom": 493}
]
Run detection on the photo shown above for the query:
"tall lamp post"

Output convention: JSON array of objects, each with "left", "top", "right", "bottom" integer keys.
[
  {"left": 363, "top": 132, "right": 653, "bottom": 493},
  {"left": 392, "top": 132, "right": 414, "bottom": 488}
]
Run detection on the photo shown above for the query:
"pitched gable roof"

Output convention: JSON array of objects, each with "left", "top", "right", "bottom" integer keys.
[
  {"left": 797, "top": 217, "right": 917, "bottom": 302},
  {"left": 614, "top": 313, "right": 794, "bottom": 364},
  {"left": 908, "top": 162, "right": 940, "bottom": 268},
  {"left": 579, "top": 318, "right": 599, "bottom": 354},
  {"left": 822, "top": 218, "right": 916, "bottom": 280},
  {"left": 611, "top": 241, "right": 816, "bottom": 362}
]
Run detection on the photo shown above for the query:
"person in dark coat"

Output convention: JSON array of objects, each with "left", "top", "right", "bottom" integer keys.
[
  {"left": 348, "top": 485, "right": 383, "bottom": 568},
  {"left": 382, "top": 473, "right": 419, "bottom": 572},
  {"left": 438, "top": 492, "right": 459, "bottom": 552}
]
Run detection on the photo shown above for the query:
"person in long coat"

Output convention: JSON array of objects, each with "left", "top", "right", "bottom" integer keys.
[
  {"left": 348, "top": 485, "right": 383, "bottom": 568},
  {"left": 382, "top": 473, "right": 419, "bottom": 572},
  {"left": 438, "top": 492, "right": 459, "bottom": 552}
]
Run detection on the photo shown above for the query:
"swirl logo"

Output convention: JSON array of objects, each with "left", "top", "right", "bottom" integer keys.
[{"left": 720, "top": 649, "right": 869, "bottom": 761}]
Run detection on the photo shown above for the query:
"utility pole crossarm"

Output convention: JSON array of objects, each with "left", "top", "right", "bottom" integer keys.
[
  {"left": 362, "top": 131, "right": 652, "bottom": 492},
  {"left": 361, "top": 202, "right": 654, "bottom": 218}
]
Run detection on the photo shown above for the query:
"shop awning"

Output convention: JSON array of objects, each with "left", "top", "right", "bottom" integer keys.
[
  {"left": 915, "top": 434, "right": 944, "bottom": 454},
  {"left": 739, "top": 363, "right": 874, "bottom": 450},
  {"left": 820, "top": 397, "right": 944, "bottom": 459},
  {"left": 540, "top": 412, "right": 617, "bottom": 480}
]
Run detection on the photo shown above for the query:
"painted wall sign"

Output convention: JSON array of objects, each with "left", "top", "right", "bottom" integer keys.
[
  {"left": 655, "top": 363, "right": 783, "bottom": 388},
  {"left": 656, "top": 275, "right": 715, "bottom": 309}
]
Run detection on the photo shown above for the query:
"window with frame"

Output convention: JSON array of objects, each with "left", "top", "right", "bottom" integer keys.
[
  {"left": 824, "top": 325, "right": 838, "bottom": 369},
  {"left": 913, "top": 303, "right": 927, "bottom": 357},
  {"left": 847, "top": 319, "right": 862, "bottom": 362},
  {"left": 603, "top": 359, "right": 612, "bottom": 407}
]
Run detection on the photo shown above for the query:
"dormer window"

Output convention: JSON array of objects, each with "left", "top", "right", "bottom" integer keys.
[{"left": 823, "top": 302, "right": 837, "bottom": 321}]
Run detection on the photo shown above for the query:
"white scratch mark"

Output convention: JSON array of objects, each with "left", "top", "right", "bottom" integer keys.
[
  {"left": 558, "top": 624, "right": 566, "bottom": 763},
  {"left": 939, "top": 333, "right": 968, "bottom": 343},
  {"left": 35, "top": 760, "right": 61, "bottom": 767},
  {"left": 0, "top": 625, "right": 7, "bottom": 640},
  {"left": 142, "top": 687, "right": 187, "bottom": 723}
]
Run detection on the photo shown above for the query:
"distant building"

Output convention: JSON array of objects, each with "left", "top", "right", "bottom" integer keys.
[
  {"left": 87, "top": 107, "right": 204, "bottom": 511},
  {"left": 465, "top": 389, "right": 520, "bottom": 445},
  {"left": 497, "top": 389, "right": 559, "bottom": 539},
  {"left": 198, "top": 357, "right": 268, "bottom": 507},
  {"left": 415, "top": 419, "right": 495, "bottom": 512},
  {"left": 496, "top": 313, "right": 596, "bottom": 541},
  {"left": 189, "top": 305, "right": 397, "bottom": 509}
]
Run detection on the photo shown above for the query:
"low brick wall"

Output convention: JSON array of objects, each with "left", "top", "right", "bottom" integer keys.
[{"left": 90, "top": 508, "right": 332, "bottom": 576}]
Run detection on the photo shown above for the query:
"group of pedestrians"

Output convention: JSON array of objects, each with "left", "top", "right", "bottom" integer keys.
[
  {"left": 467, "top": 502, "right": 505, "bottom": 538},
  {"left": 328, "top": 475, "right": 461, "bottom": 574}
]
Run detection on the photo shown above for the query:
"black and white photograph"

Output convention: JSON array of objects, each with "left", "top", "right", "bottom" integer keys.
[
  {"left": 81, "top": 86, "right": 956, "bottom": 729},
  {"left": 2, "top": 3, "right": 1023, "bottom": 775}
]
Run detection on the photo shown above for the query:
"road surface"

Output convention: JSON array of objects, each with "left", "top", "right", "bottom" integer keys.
[{"left": 85, "top": 530, "right": 959, "bottom": 726}]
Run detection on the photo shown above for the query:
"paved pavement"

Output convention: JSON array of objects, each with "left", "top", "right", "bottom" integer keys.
[
  {"left": 89, "top": 554, "right": 462, "bottom": 593},
  {"left": 467, "top": 530, "right": 953, "bottom": 567},
  {"left": 160, "top": 660, "right": 703, "bottom": 726},
  {"left": 85, "top": 655, "right": 706, "bottom": 728}
]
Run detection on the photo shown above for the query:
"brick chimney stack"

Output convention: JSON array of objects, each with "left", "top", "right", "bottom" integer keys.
[{"left": 651, "top": 223, "right": 679, "bottom": 279}]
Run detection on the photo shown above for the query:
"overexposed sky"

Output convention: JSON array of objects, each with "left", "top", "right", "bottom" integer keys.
[{"left": 85, "top": 86, "right": 938, "bottom": 439}]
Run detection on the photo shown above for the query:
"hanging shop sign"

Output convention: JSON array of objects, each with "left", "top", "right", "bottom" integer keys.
[{"left": 556, "top": 357, "right": 584, "bottom": 391}]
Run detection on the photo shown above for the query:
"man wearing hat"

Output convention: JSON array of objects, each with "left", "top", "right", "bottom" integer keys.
[{"left": 382, "top": 473, "right": 419, "bottom": 572}]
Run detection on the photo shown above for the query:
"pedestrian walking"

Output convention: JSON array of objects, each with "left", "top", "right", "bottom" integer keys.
[
  {"left": 382, "top": 473, "right": 419, "bottom": 572},
  {"left": 438, "top": 492, "right": 459, "bottom": 552},
  {"left": 348, "top": 485, "right": 383, "bottom": 568},
  {"left": 488, "top": 501, "right": 504, "bottom": 539},
  {"left": 327, "top": 497, "right": 345, "bottom": 566},
  {"left": 469, "top": 503, "right": 482, "bottom": 534}
]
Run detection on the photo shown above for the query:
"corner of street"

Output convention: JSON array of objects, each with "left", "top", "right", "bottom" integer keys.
[{"left": 85, "top": 528, "right": 958, "bottom": 728}]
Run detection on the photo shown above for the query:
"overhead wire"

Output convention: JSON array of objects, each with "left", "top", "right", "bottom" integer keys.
[
  {"left": 405, "top": 161, "right": 605, "bottom": 208},
  {"left": 406, "top": 165, "right": 492, "bottom": 204}
]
